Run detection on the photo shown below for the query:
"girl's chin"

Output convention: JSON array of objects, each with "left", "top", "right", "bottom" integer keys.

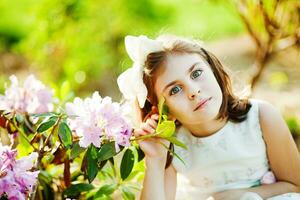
[{"left": 184, "top": 115, "right": 219, "bottom": 125}]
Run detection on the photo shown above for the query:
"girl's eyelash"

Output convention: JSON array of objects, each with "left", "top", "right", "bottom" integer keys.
[
  {"left": 168, "top": 69, "right": 203, "bottom": 96},
  {"left": 191, "top": 69, "right": 203, "bottom": 79},
  {"left": 169, "top": 85, "right": 182, "bottom": 96}
]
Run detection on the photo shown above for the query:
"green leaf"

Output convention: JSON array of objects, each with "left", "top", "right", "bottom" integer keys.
[
  {"left": 30, "top": 112, "right": 56, "bottom": 118},
  {"left": 22, "top": 122, "right": 32, "bottom": 134},
  {"left": 15, "top": 114, "right": 24, "bottom": 124},
  {"left": 94, "top": 183, "right": 118, "bottom": 197},
  {"left": 38, "top": 174, "right": 55, "bottom": 200},
  {"left": 156, "top": 120, "right": 176, "bottom": 138},
  {"left": 108, "top": 157, "right": 114, "bottom": 165},
  {"left": 123, "top": 170, "right": 141, "bottom": 182},
  {"left": 93, "top": 195, "right": 112, "bottom": 200},
  {"left": 97, "top": 142, "right": 117, "bottom": 162},
  {"left": 70, "top": 142, "right": 86, "bottom": 159},
  {"left": 136, "top": 146, "right": 145, "bottom": 162},
  {"left": 16, "top": 134, "right": 34, "bottom": 158},
  {"left": 162, "top": 114, "right": 168, "bottom": 121},
  {"left": 121, "top": 186, "right": 135, "bottom": 200},
  {"left": 97, "top": 159, "right": 108, "bottom": 171},
  {"left": 58, "top": 121, "right": 73, "bottom": 149},
  {"left": 71, "top": 170, "right": 83, "bottom": 181},
  {"left": 63, "top": 183, "right": 94, "bottom": 198},
  {"left": 120, "top": 148, "right": 134, "bottom": 180},
  {"left": 42, "top": 153, "right": 55, "bottom": 164},
  {"left": 157, "top": 96, "right": 169, "bottom": 123},
  {"left": 156, "top": 96, "right": 175, "bottom": 138},
  {"left": 86, "top": 145, "right": 98, "bottom": 183},
  {"left": 38, "top": 170, "right": 53, "bottom": 184},
  {"left": 165, "top": 137, "right": 187, "bottom": 150},
  {"left": 158, "top": 96, "right": 165, "bottom": 116},
  {"left": 37, "top": 117, "right": 57, "bottom": 133}
]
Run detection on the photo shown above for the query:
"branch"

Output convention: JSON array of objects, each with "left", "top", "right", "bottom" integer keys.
[
  {"left": 30, "top": 115, "right": 62, "bottom": 200},
  {"left": 259, "top": 0, "right": 280, "bottom": 36},
  {"left": 236, "top": 0, "right": 262, "bottom": 48},
  {"left": 272, "top": 35, "right": 298, "bottom": 54}
]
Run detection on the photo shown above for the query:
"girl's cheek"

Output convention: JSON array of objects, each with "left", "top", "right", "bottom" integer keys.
[
  {"left": 167, "top": 99, "right": 180, "bottom": 112},
  {"left": 168, "top": 92, "right": 187, "bottom": 110}
]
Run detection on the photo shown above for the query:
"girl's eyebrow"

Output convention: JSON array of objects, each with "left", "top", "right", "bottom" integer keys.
[
  {"left": 162, "top": 62, "right": 200, "bottom": 93},
  {"left": 163, "top": 80, "right": 177, "bottom": 93},
  {"left": 187, "top": 62, "right": 199, "bottom": 74}
]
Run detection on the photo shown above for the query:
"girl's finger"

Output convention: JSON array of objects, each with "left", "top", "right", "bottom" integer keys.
[
  {"left": 151, "top": 106, "right": 158, "bottom": 114},
  {"left": 151, "top": 114, "right": 159, "bottom": 121},
  {"left": 134, "top": 129, "right": 147, "bottom": 137},
  {"left": 143, "top": 106, "right": 159, "bottom": 122},
  {"left": 146, "top": 118, "right": 158, "bottom": 129},
  {"left": 141, "top": 123, "right": 155, "bottom": 134}
]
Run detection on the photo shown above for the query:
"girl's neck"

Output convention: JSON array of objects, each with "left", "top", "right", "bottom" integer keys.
[{"left": 183, "top": 117, "right": 228, "bottom": 138}]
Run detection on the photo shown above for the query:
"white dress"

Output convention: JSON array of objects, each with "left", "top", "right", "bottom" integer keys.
[{"left": 172, "top": 99, "right": 300, "bottom": 200}]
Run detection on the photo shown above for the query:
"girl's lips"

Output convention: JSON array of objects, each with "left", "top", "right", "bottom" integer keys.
[{"left": 193, "top": 97, "right": 212, "bottom": 111}]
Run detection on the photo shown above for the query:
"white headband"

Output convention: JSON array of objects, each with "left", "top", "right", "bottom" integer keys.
[{"left": 117, "top": 35, "right": 164, "bottom": 108}]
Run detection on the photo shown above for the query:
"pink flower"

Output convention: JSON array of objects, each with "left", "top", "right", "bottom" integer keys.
[
  {"left": 65, "top": 92, "right": 132, "bottom": 149},
  {"left": 0, "top": 146, "right": 17, "bottom": 171},
  {"left": 0, "top": 145, "right": 39, "bottom": 200},
  {"left": 260, "top": 171, "right": 276, "bottom": 185},
  {"left": 0, "top": 75, "right": 54, "bottom": 114}
]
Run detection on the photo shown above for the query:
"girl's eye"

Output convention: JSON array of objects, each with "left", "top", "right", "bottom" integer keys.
[
  {"left": 191, "top": 69, "right": 203, "bottom": 79},
  {"left": 169, "top": 85, "right": 182, "bottom": 95}
]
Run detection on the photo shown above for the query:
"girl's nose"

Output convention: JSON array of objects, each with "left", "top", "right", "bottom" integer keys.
[{"left": 188, "top": 88, "right": 201, "bottom": 100}]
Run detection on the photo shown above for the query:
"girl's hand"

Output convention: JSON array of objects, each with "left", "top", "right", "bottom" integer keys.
[{"left": 134, "top": 107, "right": 170, "bottom": 159}]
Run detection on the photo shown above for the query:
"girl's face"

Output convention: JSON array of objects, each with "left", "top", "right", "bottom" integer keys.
[{"left": 154, "top": 53, "right": 223, "bottom": 125}]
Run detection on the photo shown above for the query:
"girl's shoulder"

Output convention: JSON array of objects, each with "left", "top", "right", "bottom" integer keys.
[
  {"left": 248, "top": 98, "right": 278, "bottom": 120},
  {"left": 248, "top": 98, "right": 269, "bottom": 109},
  {"left": 258, "top": 100, "right": 284, "bottom": 123},
  {"left": 251, "top": 98, "right": 287, "bottom": 140},
  {"left": 249, "top": 98, "right": 282, "bottom": 123}
]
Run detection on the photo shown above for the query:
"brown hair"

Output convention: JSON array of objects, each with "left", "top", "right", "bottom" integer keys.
[{"left": 139, "top": 35, "right": 251, "bottom": 168}]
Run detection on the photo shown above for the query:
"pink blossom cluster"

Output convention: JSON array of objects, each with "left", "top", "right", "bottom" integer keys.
[
  {"left": 65, "top": 92, "right": 132, "bottom": 151},
  {"left": 0, "top": 145, "right": 39, "bottom": 200},
  {"left": 0, "top": 75, "right": 54, "bottom": 114}
]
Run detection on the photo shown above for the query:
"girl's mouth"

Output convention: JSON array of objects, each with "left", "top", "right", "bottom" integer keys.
[{"left": 193, "top": 97, "right": 212, "bottom": 111}]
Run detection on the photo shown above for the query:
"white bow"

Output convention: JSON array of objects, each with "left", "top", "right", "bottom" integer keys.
[{"left": 117, "top": 35, "right": 164, "bottom": 108}]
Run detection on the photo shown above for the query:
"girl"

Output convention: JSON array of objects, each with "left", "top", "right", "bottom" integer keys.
[{"left": 117, "top": 35, "right": 300, "bottom": 200}]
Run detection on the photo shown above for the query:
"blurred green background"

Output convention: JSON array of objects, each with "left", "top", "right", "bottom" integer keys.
[
  {"left": 1, "top": 0, "right": 300, "bottom": 140},
  {"left": 0, "top": 0, "right": 244, "bottom": 98}
]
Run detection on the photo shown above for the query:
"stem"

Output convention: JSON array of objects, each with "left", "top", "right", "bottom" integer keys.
[
  {"left": 130, "top": 127, "right": 169, "bottom": 142},
  {"left": 109, "top": 157, "right": 120, "bottom": 185},
  {"left": 40, "top": 115, "right": 62, "bottom": 153},
  {"left": 109, "top": 158, "right": 117, "bottom": 177},
  {"left": 130, "top": 133, "right": 158, "bottom": 141},
  {"left": 64, "top": 157, "right": 71, "bottom": 188},
  {"left": 157, "top": 140, "right": 185, "bottom": 165},
  {"left": 24, "top": 114, "right": 35, "bottom": 133},
  {"left": 31, "top": 115, "right": 63, "bottom": 200},
  {"left": 1, "top": 113, "right": 38, "bottom": 151}
]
